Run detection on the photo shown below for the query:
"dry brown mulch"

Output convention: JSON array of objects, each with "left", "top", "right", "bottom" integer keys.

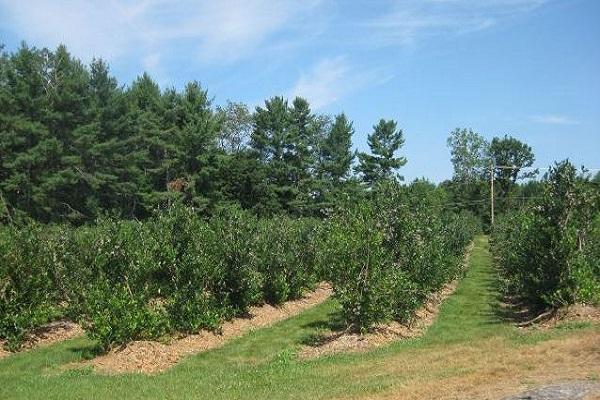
[
  {"left": 298, "top": 280, "right": 459, "bottom": 359},
  {"left": 78, "top": 283, "right": 332, "bottom": 374},
  {"left": 532, "top": 304, "right": 600, "bottom": 329},
  {"left": 501, "top": 299, "right": 600, "bottom": 332},
  {"left": 0, "top": 320, "right": 83, "bottom": 359}
]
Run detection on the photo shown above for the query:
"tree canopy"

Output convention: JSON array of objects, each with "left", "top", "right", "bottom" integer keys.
[
  {"left": 356, "top": 119, "right": 407, "bottom": 185},
  {"left": 447, "top": 127, "right": 489, "bottom": 182},
  {"left": 0, "top": 43, "right": 413, "bottom": 223},
  {"left": 488, "top": 134, "right": 536, "bottom": 199}
]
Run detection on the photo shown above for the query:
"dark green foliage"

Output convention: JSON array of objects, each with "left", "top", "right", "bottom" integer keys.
[
  {"left": 1, "top": 43, "right": 398, "bottom": 221},
  {"left": 356, "top": 119, "right": 407, "bottom": 185},
  {"left": 491, "top": 160, "right": 600, "bottom": 308},
  {"left": 318, "top": 113, "right": 354, "bottom": 183},
  {"left": 314, "top": 113, "right": 358, "bottom": 213},
  {"left": 250, "top": 96, "right": 325, "bottom": 215}
]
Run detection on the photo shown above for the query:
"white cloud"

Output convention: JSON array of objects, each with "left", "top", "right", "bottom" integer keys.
[
  {"left": 0, "top": 0, "right": 321, "bottom": 63},
  {"left": 0, "top": 0, "right": 141, "bottom": 60},
  {"left": 288, "top": 57, "right": 393, "bottom": 109},
  {"left": 364, "top": 0, "right": 546, "bottom": 47},
  {"left": 531, "top": 114, "right": 579, "bottom": 125},
  {"left": 0, "top": 0, "right": 548, "bottom": 94}
]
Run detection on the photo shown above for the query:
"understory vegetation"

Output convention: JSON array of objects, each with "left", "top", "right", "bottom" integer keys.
[
  {"left": 0, "top": 183, "right": 477, "bottom": 351},
  {"left": 491, "top": 160, "right": 600, "bottom": 309}
]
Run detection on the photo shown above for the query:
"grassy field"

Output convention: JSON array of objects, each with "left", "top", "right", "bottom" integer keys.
[{"left": 0, "top": 236, "right": 598, "bottom": 400}]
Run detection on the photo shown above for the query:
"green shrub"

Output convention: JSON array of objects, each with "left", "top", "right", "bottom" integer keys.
[
  {"left": 0, "top": 224, "right": 63, "bottom": 350},
  {"left": 491, "top": 161, "right": 600, "bottom": 308},
  {"left": 323, "top": 204, "right": 397, "bottom": 331},
  {"left": 0, "top": 194, "right": 475, "bottom": 349},
  {"left": 322, "top": 181, "right": 476, "bottom": 332},
  {"left": 80, "top": 283, "right": 170, "bottom": 351}
]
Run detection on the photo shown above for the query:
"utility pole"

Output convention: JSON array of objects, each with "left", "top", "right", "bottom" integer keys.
[{"left": 490, "top": 161, "right": 494, "bottom": 226}]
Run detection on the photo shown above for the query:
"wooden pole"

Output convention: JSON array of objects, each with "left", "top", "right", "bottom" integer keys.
[{"left": 490, "top": 161, "right": 494, "bottom": 226}]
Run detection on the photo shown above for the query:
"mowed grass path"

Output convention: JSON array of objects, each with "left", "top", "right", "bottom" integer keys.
[{"left": 0, "top": 236, "right": 598, "bottom": 400}]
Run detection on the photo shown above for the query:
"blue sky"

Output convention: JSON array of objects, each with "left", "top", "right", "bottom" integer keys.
[{"left": 1, "top": 0, "right": 598, "bottom": 182}]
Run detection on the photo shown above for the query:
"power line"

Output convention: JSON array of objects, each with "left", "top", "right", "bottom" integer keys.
[
  {"left": 488, "top": 164, "right": 600, "bottom": 225},
  {"left": 493, "top": 165, "right": 600, "bottom": 172}
]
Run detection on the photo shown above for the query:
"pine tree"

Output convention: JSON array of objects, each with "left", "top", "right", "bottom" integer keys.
[
  {"left": 0, "top": 44, "right": 57, "bottom": 221},
  {"left": 42, "top": 44, "right": 94, "bottom": 222},
  {"left": 124, "top": 73, "right": 167, "bottom": 215},
  {"left": 287, "top": 97, "right": 318, "bottom": 214},
  {"left": 251, "top": 96, "right": 292, "bottom": 214},
  {"left": 356, "top": 119, "right": 407, "bottom": 185},
  {"left": 319, "top": 113, "right": 354, "bottom": 183},
  {"left": 250, "top": 96, "right": 322, "bottom": 215},
  {"left": 74, "top": 58, "right": 130, "bottom": 218},
  {"left": 174, "top": 81, "right": 220, "bottom": 212}
]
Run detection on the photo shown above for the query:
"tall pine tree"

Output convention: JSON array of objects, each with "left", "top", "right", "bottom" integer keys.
[
  {"left": 0, "top": 44, "right": 56, "bottom": 221},
  {"left": 356, "top": 119, "right": 407, "bottom": 185}
]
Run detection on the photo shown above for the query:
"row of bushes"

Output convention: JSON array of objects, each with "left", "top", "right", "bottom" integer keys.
[
  {"left": 324, "top": 182, "right": 479, "bottom": 331},
  {"left": 0, "top": 184, "right": 478, "bottom": 350},
  {"left": 0, "top": 208, "right": 323, "bottom": 351},
  {"left": 491, "top": 161, "right": 600, "bottom": 309}
]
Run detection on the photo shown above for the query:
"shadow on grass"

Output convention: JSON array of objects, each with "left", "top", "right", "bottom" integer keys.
[
  {"left": 67, "top": 342, "right": 104, "bottom": 360},
  {"left": 299, "top": 308, "right": 347, "bottom": 346}
]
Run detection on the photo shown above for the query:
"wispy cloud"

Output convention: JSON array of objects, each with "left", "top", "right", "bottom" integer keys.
[
  {"left": 288, "top": 57, "right": 393, "bottom": 109},
  {"left": 363, "top": 0, "right": 546, "bottom": 47},
  {"left": 0, "top": 0, "right": 547, "bottom": 65},
  {"left": 0, "top": 0, "right": 548, "bottom": 102},
  {"left": 531, "top": 114, "right": 579, "bottom": 125},
  {"left": 0, "top": 0, "right": 322, "bottom": 63}
]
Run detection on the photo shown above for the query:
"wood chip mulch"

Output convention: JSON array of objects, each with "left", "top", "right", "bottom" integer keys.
[
  {"left": 77, "top": 283, "right": 332, "bottom": 374},
  {"left": 531, "top": 304, "right": 600, "bottom": 330},
  {"left": 0, "top": 320, "right": 83, "bottom": 359},
  {"left": 298, "top": 280, "right": 459, "bottom": 359}
]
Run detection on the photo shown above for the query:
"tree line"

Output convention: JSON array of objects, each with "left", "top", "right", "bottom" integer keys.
[
  {"left": 3, "top": 42, "right": 595, "bottom": 227},
  {"left": 0, "top": 43, "right": 406, "bottom": 223}
]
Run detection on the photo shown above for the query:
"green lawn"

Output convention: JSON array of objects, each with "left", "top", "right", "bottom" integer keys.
[{"left": 0, "top": 236, "right": 596, "bottom": 400}]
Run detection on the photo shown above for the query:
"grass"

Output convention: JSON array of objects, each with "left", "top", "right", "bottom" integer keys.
[{"left": 0, "top": 236, "right": 598, "bottom": 400}]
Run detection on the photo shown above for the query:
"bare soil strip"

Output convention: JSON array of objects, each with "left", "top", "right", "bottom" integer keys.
[
  {"left": 298, "top": 279, "right": 459, "bottom": 359},
  {"left": 0, "top": 321, "right": 83, "bottom": 359},
  {"left": 80, "top": 283, "right": 332, "bottom": 374}
]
